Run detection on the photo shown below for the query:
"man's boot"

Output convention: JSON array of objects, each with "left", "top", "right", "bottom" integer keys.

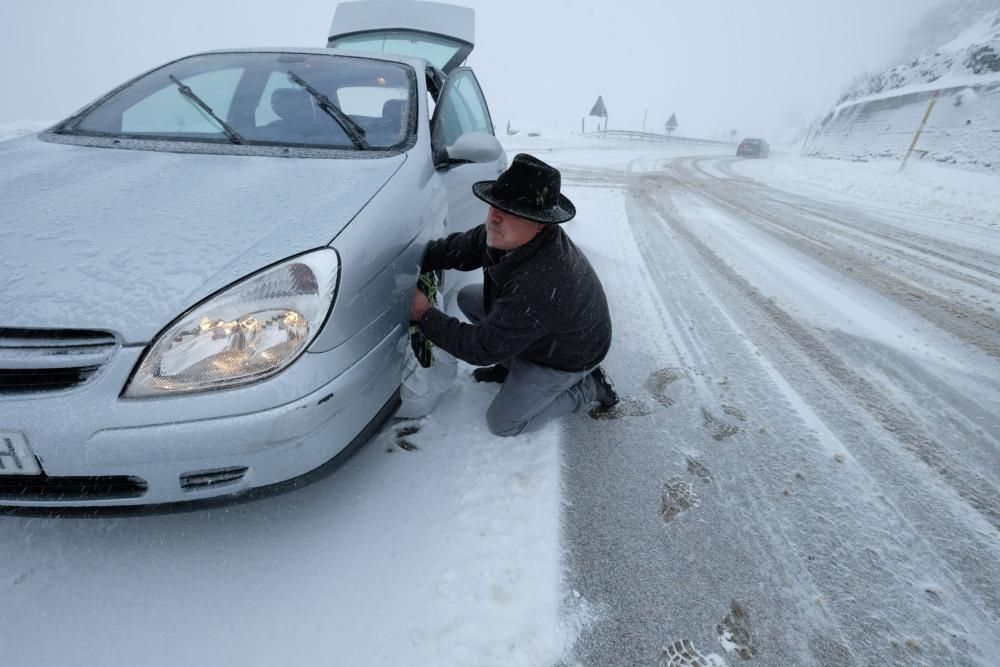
[
  {"left": 590, "top": 366, "right": 619, "bottom": 409},
  {"left": 473, "top": 364, "right": 509, "bottom": 383}
]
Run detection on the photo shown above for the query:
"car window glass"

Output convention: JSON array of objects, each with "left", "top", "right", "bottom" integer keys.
[
  {"left": 254, "top": 71, "right": 298, "bottom": 126},
  {"left": 433, "top": 70, "right": 493, "bottom": 148},
  {"left": 330, "top": 32, "right": 462, "bottom": 71},
  {"left": 71, "top": 53, "right": 417, "bottom": 151},
  {"left": 338, "top": 86, "right": 407, "bottom": 117},
  {"left": 453, "top": 75, "right": 492, "bottom": 135},
  {"left": 122, "top": 69, "right": 243, "bottom": 134},
  {"left": 339, "top": 86, "right": 411, "bottom": 145}
]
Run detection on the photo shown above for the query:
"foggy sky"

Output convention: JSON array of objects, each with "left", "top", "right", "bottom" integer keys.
[{"left": 3, "top": 0, "right": 942, "bottom": 140}]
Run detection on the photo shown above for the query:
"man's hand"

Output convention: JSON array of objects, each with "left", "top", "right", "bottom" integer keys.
[{"left": 410, "top": 289, "right": 432, "bottom": 322}]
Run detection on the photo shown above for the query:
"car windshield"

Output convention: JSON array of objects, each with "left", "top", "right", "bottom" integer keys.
[{"left": 62, "top": 52, "right": 417, "bottom": 151}]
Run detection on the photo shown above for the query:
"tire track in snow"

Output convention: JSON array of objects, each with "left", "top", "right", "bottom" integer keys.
[
  {"left": 759, "top": 195, "right": 1000, "bottom": 284},
  {"left": 625, "top": 172, "right": 1000, "bottom": 664},
  {"left": 634, "top": 185, "right": 1000, "bottom": 531},
  {"left": 669, "top": 159, "right": 1000, "bottom": 360},
  {"left": 557, "top": 148, "right": 998, "bottom": 665},
  {"left": 562, "top": 180, "right": 825, "bottom": 666},
  {"left": 616, "top": 171, "right": 866, "bottom": 665}
]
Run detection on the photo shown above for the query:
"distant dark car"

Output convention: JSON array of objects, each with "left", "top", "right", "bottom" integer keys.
[{"left": 737, "top": 138, "right": 770, "bottom": 158}]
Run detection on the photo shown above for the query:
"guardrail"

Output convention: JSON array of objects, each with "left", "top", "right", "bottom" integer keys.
[{"left": 582, "top": 130, "right": 735, "bottom": 147}]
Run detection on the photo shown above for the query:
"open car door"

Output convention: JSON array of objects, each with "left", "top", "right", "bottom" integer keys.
[
  {"left": 431, "top": 67, "right": 504, "bottom": 234},
  {"left": 327, "top": 0, "right": 474, "bottom": 74}
]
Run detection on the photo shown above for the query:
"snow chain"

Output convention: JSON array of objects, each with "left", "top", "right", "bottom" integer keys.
[{"left": 409, "top": 271, "right": 439, "bottom": 368}]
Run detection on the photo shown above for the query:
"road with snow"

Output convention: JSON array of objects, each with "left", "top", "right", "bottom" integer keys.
[
  {"left": 556, "top": 147, "right": 1000, "bottom": 666},
  {"left": 2, "top": 133, "right": 998, "bottom": 667}
]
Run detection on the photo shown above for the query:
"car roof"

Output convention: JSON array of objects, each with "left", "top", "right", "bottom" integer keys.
[{"left": 195, "top": 47, "right": 431, "bottom": 71}]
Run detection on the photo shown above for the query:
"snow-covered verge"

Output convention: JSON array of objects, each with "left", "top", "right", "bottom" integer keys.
[
  {"left": 498, "top": 132, "right": 734, "bottom": 167},
  {"left": 731, "top": 154, "right": 1000, "bottom": 229},
  {"left": 1, "top": 371, "right": 578, "bottom": 667},
  {"left": 807, "top": 79, "right": 999, "bottom": 172},
  {"left": 809, "top": 10, "right": 1000, "bottom": 173},
  {"left": 499, "top": 131, "right": 641, "bottom": 153},
  {"left": 0, "top": 120, "right": 51, "bottom": 141}
]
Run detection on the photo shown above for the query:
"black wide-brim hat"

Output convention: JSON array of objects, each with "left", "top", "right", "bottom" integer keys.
[{"left": 472, "top": 153, "right": 576, "bottom": 224}]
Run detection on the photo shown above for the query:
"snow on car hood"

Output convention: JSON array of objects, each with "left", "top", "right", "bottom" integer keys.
[{"left": 0, "top": 136, "right": 405, "bottom": 344}]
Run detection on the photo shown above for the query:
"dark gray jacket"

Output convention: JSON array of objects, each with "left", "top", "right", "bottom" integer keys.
[{"left": 418, "top": 224, "right": 612, "bottom": 372}]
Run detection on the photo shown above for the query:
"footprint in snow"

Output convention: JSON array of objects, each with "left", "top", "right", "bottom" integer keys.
[
  {"left": 392, "top": 424, "right": 421, "bottom": 452},
  {"left": 717, "top": 603, "right": 756, "bottom": 661},
  {"left": 686, "top": 457, "right": 713, "bottom": 483},
  {"left": 659, "top": 639, "right": 727, "bottom": 666},
  {"left": 702, "top": 408, "right": 740, "bottom": 441},
  {"left": 646, "top": 367, "right": 687, "bottom": 408},
  {"left": 721, "top": 404, "right": 746, "bottom": 421},
  {"left": 589, "top": 398, "right": 653, "bottom": 420},
  {"left": 660, "top": 477, "right": 699, "bottom": 522}
]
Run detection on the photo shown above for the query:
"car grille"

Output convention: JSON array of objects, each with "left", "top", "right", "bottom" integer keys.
[
  {"left": 180, "top": 466, "right": 248, "bottom": 491},
  {"left": 0, "top": 328, "right": 117, "bottom": 394},
  {"left": 0, "top": 474, "right": 148, "bottom": 501}
]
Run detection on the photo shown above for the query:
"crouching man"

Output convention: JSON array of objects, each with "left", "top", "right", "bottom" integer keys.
[{"left": 409, "top": 153, "right": 618, "bottom": 437}]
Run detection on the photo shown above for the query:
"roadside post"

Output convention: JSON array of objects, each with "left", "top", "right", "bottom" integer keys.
[
  {"left": 900, "top": 90, "right": 939, "bottom": 171},
  {"left": 800, "top": 125, "right": 814, "bottom": 156}
]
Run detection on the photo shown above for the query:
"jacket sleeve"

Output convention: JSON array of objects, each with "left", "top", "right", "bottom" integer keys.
[
  {"left": 417, "top": 288, "right": 544, "bottom": 366},
  {"left": 421, "top": 225, "right": 487, "bottom": 273}
]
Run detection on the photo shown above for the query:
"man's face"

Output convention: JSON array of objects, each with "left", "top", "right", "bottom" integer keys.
[{"left": 484, "top": 206, "right": 544, "bottom": 250}]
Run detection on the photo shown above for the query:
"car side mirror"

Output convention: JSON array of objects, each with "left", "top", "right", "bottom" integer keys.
[{"left": 443, "top": 132, "right": 504, "bottom": 166}]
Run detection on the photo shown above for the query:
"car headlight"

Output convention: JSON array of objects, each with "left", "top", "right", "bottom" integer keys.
[{"left": 124, "top": 249, "right": 340, "bottom": 398}]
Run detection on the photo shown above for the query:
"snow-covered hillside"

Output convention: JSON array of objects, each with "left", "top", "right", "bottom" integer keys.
[
  {"left": 807, "top": 8, "right": 1000, "bottom": 173},
  {"left": 899, "top": 0, "right": 1000, "bottom": 66},
  {"left": 839, "top": 7, "right": 1000, "bottom": 105}
]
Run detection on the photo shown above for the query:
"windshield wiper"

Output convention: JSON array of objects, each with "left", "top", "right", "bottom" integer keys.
[
  {"left": 286, "top": 71, "right": 370, "bottom": 150},
  {"left": 168, "top": 75, "right": 245, "bottom": 145}
]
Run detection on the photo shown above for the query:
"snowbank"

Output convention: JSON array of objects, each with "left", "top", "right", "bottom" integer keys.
[
  {"left": 807, "top": 81, "right": 999, "bottom": 172},
  {"left": 504, "top": 118, "right": 541, "bottom": 137},
  {"left": 0, "top": 120, "right": 52, "bottom": 142}
]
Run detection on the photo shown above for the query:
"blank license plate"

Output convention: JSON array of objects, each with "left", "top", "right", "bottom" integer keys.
[{"left": 0, "top": 432, "right": 42, "bottom": 475}]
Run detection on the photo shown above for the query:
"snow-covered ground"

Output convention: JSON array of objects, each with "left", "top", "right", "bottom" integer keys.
[
  {"left": 1, "top": 365, "right": 574, "bottom": 667},
  {"left": 732, "top": 152, "right": 1000, "bottom": 229},
  {"left": 2, "top": 128, "right": 999, "bottom": 666},
  {"left": 0, "top": 120, "right": 51, "bottom": 142}
]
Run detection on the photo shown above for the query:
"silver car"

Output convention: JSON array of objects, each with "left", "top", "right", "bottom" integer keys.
[{"left": 0, "top": 2, "right": 505, "bottom": 507}]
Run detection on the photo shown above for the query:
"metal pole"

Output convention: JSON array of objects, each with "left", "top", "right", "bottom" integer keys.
[
  {"left": 642, "top": 108, "right": 648, "bottom": 133},
  {"left": 900, "top": 91, "right": 939, "bottom": 171},
  {"left": 800, "top": 125, "right": 813, "bottom": 156}
]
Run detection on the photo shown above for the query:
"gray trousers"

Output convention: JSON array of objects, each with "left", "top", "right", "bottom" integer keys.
[{"left": 457, "top": 284, "right": 598, "bottom": 437}]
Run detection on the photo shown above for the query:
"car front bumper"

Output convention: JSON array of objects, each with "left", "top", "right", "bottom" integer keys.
[{"left": 0, "top": 325, "right": 406, "bottom": 507}]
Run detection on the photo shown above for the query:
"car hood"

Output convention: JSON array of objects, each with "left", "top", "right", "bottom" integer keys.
[{"left": 0, "top": 136, "right": 405, "bottom": 344}]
